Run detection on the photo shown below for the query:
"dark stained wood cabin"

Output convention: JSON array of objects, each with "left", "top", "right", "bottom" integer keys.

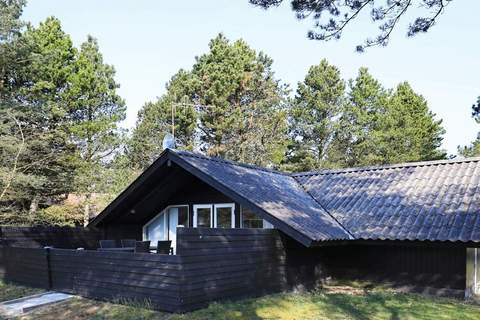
[{"left": 90, "top": 149, "right": 480, "bottom": 300}]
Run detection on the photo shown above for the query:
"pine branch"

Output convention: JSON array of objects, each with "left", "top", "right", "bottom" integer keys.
[{"left": 0, "top": 112, "right": 25, "bottom": 201}]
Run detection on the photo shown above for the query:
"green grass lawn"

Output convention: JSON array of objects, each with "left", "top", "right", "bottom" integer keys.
[
  {"left": 0, "top": 280, "right": 44, "bottom": 303},
  {"left": 1, "top": 281, "right": 478, "bottom": 320},
  {"left": 174, "top": 290, "right": 480, "bottom": 320}
]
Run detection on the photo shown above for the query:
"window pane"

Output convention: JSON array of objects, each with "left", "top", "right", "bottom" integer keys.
[
  {"left": 196, "top": 208, "right": 211, "bottom": 228},
  {"left": 178, "top": 206, "right": 189, "bottom": 227},
  {"left": 146, "top": 213, "right": 165, "bottom": 241},
  {"left": 263, "top": 220, "right": 274, "bottom": 229},
  {"left": 216, "top": 207, "right": 233, "bottom": 228},
  {"left": 241, "top": 208, "right": 263, "bottom": 228}
]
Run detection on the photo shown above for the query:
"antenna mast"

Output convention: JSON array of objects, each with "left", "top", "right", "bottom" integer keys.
[
  {"left": 170, "top": 95, "right": 197, "bottom": 142},
  {"left": 171, "top": 98, "right": 175, "bottom": 140}
]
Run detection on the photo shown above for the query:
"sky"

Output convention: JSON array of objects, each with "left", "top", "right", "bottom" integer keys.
[{"left": 22, "top": 0, "right": 479, "bottom": 155}]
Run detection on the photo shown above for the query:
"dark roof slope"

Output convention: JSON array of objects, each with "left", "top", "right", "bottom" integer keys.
[
  {"left": 173, "top": 150, "right": 352, "bottom": 242},
  {"left": 293, "top": 157, "right": 480, "bottom": 242}
]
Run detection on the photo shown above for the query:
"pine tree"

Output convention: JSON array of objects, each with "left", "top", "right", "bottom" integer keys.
[
  {"left": 64, "top": 36, "right": 126, "bottom": 224},
  {"left": 329, "top": 69, "right": 445, "bottom": 167},
  {"left": 1, "top": 12, "right": 128, "bottom": 225},
  {"left": 331, "top": 67, "right": 389, "bottom": 167},
  {"left": 1, "top": 16, "right": 77, "bottom": 223},
  {"left": 286, "top": 59, "right": 345, "bottom": 171},
  {"left": 458, "top": 135, "right": 480, "bottom": 157},
  {"left": 0, "top": 0, "right": 28, "bottom": 216},
  {"left": 0, "top": 0, "right": 27, "bottom": 96},
  {"left": 382, "top": 82, "right": 445, "bottom": 162},
  {"left": 250, "top": 0, "right": 450, "bottom": 52},
  {"left": 129, "top": 70, "right": 197, "bottom": 169},
  {"left": 458, "top": 97, "right": 480, "bottom": 157},
  {"left": 191, "top": 34, "right": 288, "bottom": 166},
  {"left": 130, "top": 34, "right": 289, "bottom": 168}
]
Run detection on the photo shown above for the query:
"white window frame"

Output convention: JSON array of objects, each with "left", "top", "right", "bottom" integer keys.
[
  {"left": 193, "top": 204, "right": 213, "bottom": 228},
  {"left": 240, "top": 206, "right": 274, "bottom": 229},
  {"left": 143, "top": 204, "right": 189, "bottom": 240},
  {"left": 173, "top": 205, "right": 190, "bottom": 228},
  {"left": 214, "top": 203, "right": 235, "bottom": 228}
]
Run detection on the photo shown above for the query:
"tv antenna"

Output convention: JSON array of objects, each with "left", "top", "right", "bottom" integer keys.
[{"left": 164, "top": 95, "right": 196, "bottom": 150}]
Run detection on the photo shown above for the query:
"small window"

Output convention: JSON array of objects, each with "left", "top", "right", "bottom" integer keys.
[
  {"left": 143, "top": 205, "right": 189, "bottom": 243},
  {"left": 144, "top": 212, "right": 166, "bottom": 241},
  {"left": 263, "top": 220, "right": 274, "bottom": 229},
  {"left": 241, "top": 207, "right": 264, "bottom": 229},
  {"left": 214, "top": 203, "right": 235, "bottom": 228},
  {"left": 193, "top": 205, "right": 212, "bottom": 228}
]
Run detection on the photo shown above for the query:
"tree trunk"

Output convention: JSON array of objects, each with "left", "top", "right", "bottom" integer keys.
[
  {"left": 29, "top": 195, "right": 39, "bottom": 218},
  {"left": 83, "top": 193, "right": 91, "bottom": 227}
]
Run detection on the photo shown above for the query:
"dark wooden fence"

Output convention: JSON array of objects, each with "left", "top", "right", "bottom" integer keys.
[
  {"left": 0, "top": 246, "right": 50, "bottom": 289},
  {"left": 177, "top": 228, "right": 287, "bottom": 311},
  {"left": 0, "top": 226, "right": 103, "bottom": 249},
  {"left": 49, "top": 249, "right": 184, "bottom": 312},
  {"left": 0, "top": 228, "right": 286, "bottom": 312}
]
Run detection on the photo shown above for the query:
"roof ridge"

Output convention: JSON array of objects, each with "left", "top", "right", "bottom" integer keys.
[
  {"left": 291, "top": 156, "right": 480, "bottom": 177},
  {"left": 173, "top": 149, "right": 289, "bottom": 175}
]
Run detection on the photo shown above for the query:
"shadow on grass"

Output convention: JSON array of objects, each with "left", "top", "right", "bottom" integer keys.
[
  {"left": 176, "top": 289, "right": 480, "bottom": 320},
  {"left": 319, "top": 290, "right": 480, "bottom": 320},
  {"left": 16, "top": 288, "right": 480, "bottom": 320}
]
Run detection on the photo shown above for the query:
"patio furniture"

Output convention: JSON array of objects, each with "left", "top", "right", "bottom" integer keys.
[
  {"left": 135, "top": 240, "right": 151, "bottom": 253},
  {"left": 99, "top": 240, "right": 116, "bottom": 248},
  {"left": 121, "top": 239, "right": 136, "bottom": 248},
  {"left": 156, "top": 240, "right": 173, "bottom": 254}
]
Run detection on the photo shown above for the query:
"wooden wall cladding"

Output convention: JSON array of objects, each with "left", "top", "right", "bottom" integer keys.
[
  {"left": 0, "top": 226, "right": 103, "bottom": 249},
  {"left": 176, "top": 228, "right": 287, "bottom": 311},
  {"left": 0, "top": 228, "right": 469, "bottom": 312},
  {"left": 49, "top": 249, "right": 184, "bottom": 312},
  {"left": 0, "top": 246, "right": 50, "bottom": 289}
]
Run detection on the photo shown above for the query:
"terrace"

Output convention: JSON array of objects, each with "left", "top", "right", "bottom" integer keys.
[{"left": 0, "top": 226, "right": 286, "bottom": 313}]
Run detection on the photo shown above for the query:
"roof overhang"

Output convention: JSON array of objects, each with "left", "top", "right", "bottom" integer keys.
[{"left": 88, "top": 149, "right": 170, "bottom": 227}]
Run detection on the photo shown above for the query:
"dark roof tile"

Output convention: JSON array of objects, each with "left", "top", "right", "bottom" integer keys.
[{"left": 295, "top": 157, "right": 480, "bottom": 242}]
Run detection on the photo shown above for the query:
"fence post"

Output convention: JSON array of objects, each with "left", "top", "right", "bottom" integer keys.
[{"left": 44, "top": 246, "right": 53, "bottom": 290}]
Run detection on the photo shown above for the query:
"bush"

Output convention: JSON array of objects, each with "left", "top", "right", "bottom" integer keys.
[{"left": 37, "top": 204, "right": 84, "bottom": 227}]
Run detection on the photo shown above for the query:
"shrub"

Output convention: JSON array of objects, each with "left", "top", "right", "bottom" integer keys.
[{"left": 37, "top": 204, "right": 84, "bottom": 227}]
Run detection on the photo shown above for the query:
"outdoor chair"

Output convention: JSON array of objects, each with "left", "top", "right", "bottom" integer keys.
[
  {"left": 99, "top": 240, "right": 116, "bottom": 248},
  {"left": 156, "top": 240, "right": 173, "bottom": 254},
  {"left": 135, "top": 240, "right": 151, "bottom": 253},
  {"left": 121, "top": 239, "right": 136, "bottom": 248}
]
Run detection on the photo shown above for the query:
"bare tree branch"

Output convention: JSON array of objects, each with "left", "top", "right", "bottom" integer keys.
[{"left": 0, "top": 112, "right": 25, "bottom": 201}]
